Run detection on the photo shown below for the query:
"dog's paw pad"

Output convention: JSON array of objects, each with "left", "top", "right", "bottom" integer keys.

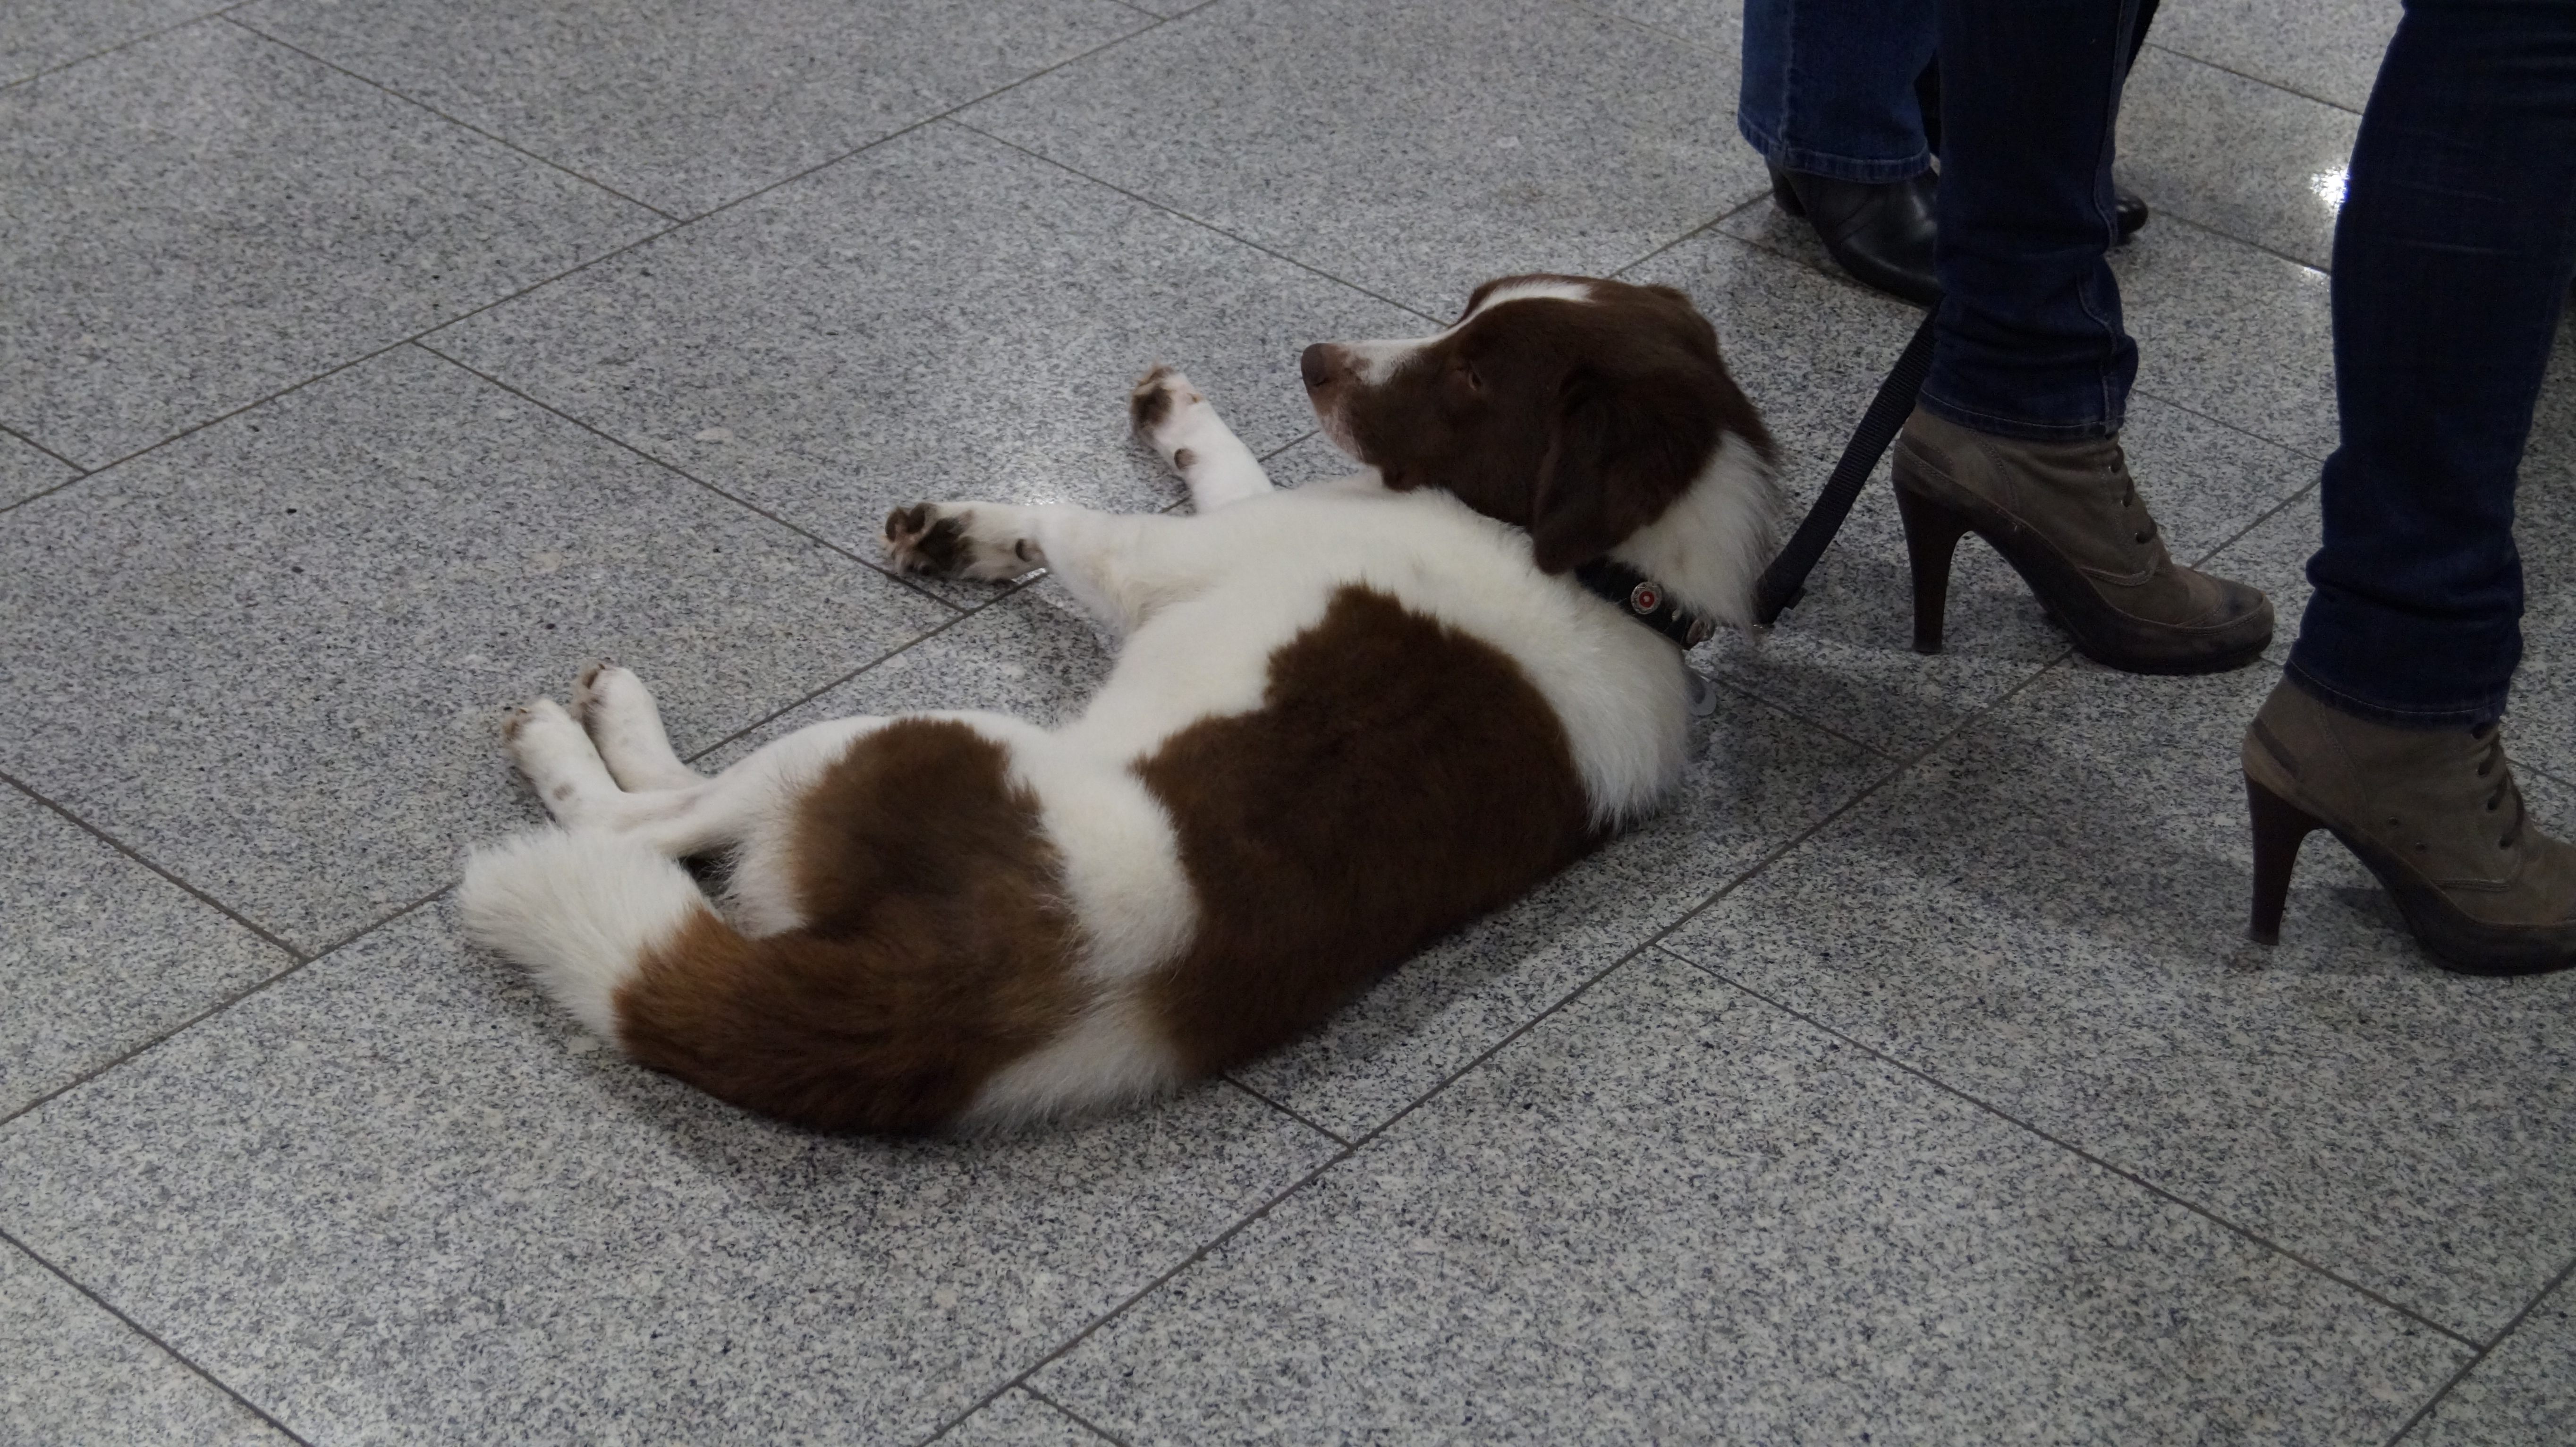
[{"left": 884, "top": 502, "right": 973, "bottom": 576}]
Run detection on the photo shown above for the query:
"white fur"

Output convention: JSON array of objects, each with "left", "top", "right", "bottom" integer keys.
[
  {"left": 458, "top": 829, "right": 707, "bottom": 1040},
  {"left": 1607, "top": 436, "right": 1782, "bottom": 630}
]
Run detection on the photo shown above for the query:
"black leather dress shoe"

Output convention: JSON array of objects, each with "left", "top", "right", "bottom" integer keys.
[
  {"left": 1768, "top": 164, "right": 1940, "bottom": 306},
  {"left": 2114, "top": 183, "right": 2149, "bottom": 242}
]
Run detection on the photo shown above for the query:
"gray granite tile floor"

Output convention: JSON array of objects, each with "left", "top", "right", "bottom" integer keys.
[{"left": 5, "top": 0, "right": 2570, "bottom": 1441}]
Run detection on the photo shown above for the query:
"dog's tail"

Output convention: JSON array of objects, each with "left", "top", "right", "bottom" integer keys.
[{"left": 458, "top": 828, "right": 712, "bottom": 1044}]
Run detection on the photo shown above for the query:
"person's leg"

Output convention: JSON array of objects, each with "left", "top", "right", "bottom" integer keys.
[
  {"left": 2244, "top": 0, "right": 2576, "bottom": 973},
  {"left": 1921, "top": 0, "right": 2136, "bottom": 440},
  {"left": 1738, "top": 0, "right": 1939, "bottom": 183},
  {"left": 1739, "top": 0, "right": 1943, "bottom": 303},
  {"left": 1888, "top": 0, "right": 2271, "bottom": 674},
  {"left": 2289, "top": 0, "right": 2576, "bottom": 726}
]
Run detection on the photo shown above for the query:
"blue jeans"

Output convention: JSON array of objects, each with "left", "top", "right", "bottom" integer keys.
[
  {"left": 1917, "top": 0, "right": 2143, "bottom": 442},
  {"left": 2286, "top": 0, "right": 2576, "bottom": 728},
  {"left": 1737, "top": 0, "right": 1939, "bottom": 183}
]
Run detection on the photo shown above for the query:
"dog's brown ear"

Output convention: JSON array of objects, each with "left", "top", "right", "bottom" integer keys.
[{"left": 1529, "top": 363, "right": 1717, "bottom": 574}]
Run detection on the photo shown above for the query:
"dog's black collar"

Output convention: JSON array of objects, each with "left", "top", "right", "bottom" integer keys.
[{"left": 1573, "top": 559, "right": 1715, "bottom": 648}]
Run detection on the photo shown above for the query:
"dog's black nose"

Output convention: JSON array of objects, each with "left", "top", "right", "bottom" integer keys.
[{"left": 1300, "top": 343, "right": 1335, "bottom": 391}]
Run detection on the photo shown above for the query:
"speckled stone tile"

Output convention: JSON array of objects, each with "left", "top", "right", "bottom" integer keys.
[
  {"left": 0, "top": 430, "right": 78, "bottom": 510},
  {"left": 0, "top": 0, "right": 227, "bottom": 86},
  {"left": 1234, "top": 684, "right": 1889, "bottom": 1140},
  {"left": 0, "top": 1238, "right": 287, "bottom": 1447},
  {"left": 0, "top": 785, "right": 293, "bottom": 1122},
  {"left": 0, "top": 21, "right": 661, "bottom": 469},
  {"left": 959, "top": 0, "right": 1769, "bottom": 317},
  {"left": 0, "top": 904, "right": 1339, "bottom": 1446},
  {"left": 2410, "top": 1272, "right": 2576, "bottom": 1447},
  {"left": 429, "top": 122, "right": 1414, "bottom": 567},
  {"left": 2203, "top": 485, "right": 2319, "bottom": 664},
  {"left": 2114, "top": 221, "right": 2340, "bottom": 459},
  {"left": 1036, "top": 953, "right": 2464, "bottom": 1444},
  {"left": 1569, "top": 0, "right": 1742, "bottom": 56},
  {"left": 0, "top": 346, "right": 949, "bottom": 953},
  {"left": 2149, "top": 0, "right": 2397, "bottom": 113},
  {"left": 235, "top": 0, "right": 1148, "bottom": 218},
  {"left": 1665, "top": 659, "right": 2576, "bottom": 1340},
  {"left": 940, "top": 1387, "right": 1117, "bottom": 1446},
  {"left": 2119, "top": 47, "right": 2358, "bottom": 272},
  {"left": 2499, "top": 460, "right": 2576, "bottom": 786}
]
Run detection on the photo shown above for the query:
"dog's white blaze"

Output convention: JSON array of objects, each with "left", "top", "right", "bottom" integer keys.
[
  {"left": 1607, "top": 436, "right": 1782, "bottom": 631},
  {"left": 1339, "top": 279, "right": 1598, "bottom": 384}
]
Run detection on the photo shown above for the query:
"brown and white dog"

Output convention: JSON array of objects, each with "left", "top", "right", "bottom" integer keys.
[{"left": 459, "top": 275, "right": 1779, "bottom": 1133}]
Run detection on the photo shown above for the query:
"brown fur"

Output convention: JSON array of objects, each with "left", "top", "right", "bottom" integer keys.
[
  {"left": 611, "top": 719, "right": 1081, "bottom": 1134},
  {"left": 1134, "top": 585, "right": 1596, "bottom": 1076},
  {"left": 1309, "top": 275, "right": 1776, "bottom": 573}
]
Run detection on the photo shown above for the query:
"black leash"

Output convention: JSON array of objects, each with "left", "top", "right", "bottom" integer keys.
[{"left": 1750, "top": 307, "right": 1940, "bottom": 626}]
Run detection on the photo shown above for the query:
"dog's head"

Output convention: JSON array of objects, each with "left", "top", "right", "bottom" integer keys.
[{"left": 1300, "top": 275, "right": 1777, "bottom": 576}]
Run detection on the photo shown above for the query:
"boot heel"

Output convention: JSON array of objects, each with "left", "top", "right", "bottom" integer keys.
[
  {"left": 1894, "top": 481, "right": 1972, "bottom": 655},
  {"left": 2246, "top": 774, "right": 2321, "bottom": 946}
]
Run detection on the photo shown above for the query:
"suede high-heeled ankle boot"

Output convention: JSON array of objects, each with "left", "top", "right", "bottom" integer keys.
[
  {"left": 2243, "top": 676, "right": 2576, "bottom": 974},
  {"left": 1890, "top": 408, "right": 2273, "bottom": 674}
]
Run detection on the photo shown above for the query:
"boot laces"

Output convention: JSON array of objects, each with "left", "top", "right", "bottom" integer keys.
[{"left": 2474, "top": 725, "right": 2525, "bottom": 851}]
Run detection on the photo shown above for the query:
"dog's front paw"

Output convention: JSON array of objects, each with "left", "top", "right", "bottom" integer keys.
[
  {"left": 1129, "top": 366, "right": 1214, "bottom": 475},
  {"left": 502, "top": 697, "right": 605, "bottom": 813},
  {"left": 883, "top": 502, "right": 1040, "bottom": 580}
]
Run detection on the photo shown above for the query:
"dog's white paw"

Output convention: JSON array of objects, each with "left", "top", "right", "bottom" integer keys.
[
  {"left": 504, "top": 697, "right": 608, "bottom": 815},
  {"left": 1129, "top": 365, "right": 1221, "bottom": 477},
  {"left": 883, "top": 502, "right": 1041, "bottom": 581}
]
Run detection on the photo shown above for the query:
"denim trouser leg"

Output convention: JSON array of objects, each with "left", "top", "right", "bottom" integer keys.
[
  {"left": 2286, "top": 0, "right": 2576, "bottom": 728},
  {"left": 1919, "top": 0, "right": 2140, "bottom": 442},
  {"left": 1737, "top": 0, "right": 1939, "bottom": 183}
]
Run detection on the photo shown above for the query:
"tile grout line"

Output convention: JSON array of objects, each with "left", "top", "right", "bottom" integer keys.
[
  {"left": 673, "top": 596, "right": 1013, "bottom": 766},
  {"left": 0, "top": 1228, "right": 316, "bottom": 1447},
  {"left": 1670, "top": 949, "right": 2486, "bottom": 1352},
  {"left": 0, "top": 770, "right": 303, "bottom": 963},
  {"left": 218, "top": 14, "right": 683, "bottom": 222},
  {"left": 1554, "top": 0, "right": 1731, "bottom": 60},
  {"left": 1607, "top": 190, "right": 1788, "bottom": 285},
  {"left": 1217, "top": 1077, "right": 1352, "bottom": 1147},
  {"left": 907, "top": 1141, "right": 1359, "bottom": 1447},
  {"left": 1017, "top": 1384, "right": 1138, "bottom": 1447},
  {"left": 2380, "top": 1252, "right": 2576, "bottom": 1446},
  {"left": 0, "top": 890, "right": 448, "bottom": 1134},
  {"left": 0, "top": 0, "right": 261, "bottom": 94},
  {"left": 0, "top": 421, "right": 87, "bottom": 476},
  {"left": 2142, "top": 39, "right": 2368, "bottom": 119},
  {"left": 945, "top": 119, "right": 1445, "bottom": 326},
  {"left": 2153, "top": 209, "right": 2333, "bottom": 280},
  {"left": 7, "top": 0, "right": 1210, "bottom": 503},
  {"left": 408, "top": 340, "right": 967, "bottom": 610}
]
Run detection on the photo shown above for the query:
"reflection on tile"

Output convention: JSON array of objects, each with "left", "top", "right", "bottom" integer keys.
[
  {"left": 2114, "top": 222, "right": 2339, "bottom": 458},
  {"left": 431, "top": 123, "right": 1412, "bottom": 562},
  {"left": 0, "top": 906, "right": 1337, "bottom": 1446},
  {"left": 1666, "top": 660, "right": 2576, "bottom": 1340},
  {"left": 0, "top": 1240, "right": 285, "bottom": 1447},
  {"left": 1041, "top": 955, "right": 2463, "bottom": 1444},
  {"left": 236, "top": 0, "right": 1147, "bottom": 217},
  {"left": 0, "top": 347, "right": 947, "bottom": 952},
  {"left": 2120, "top": 47, "right": 2358, "bottom": 272},
  {"left": 0, "top": 787, "right": 293, "bottom": 1121},
  {"left": 940, "top": 1387, "right": 1113, "bottom": 1447},
  {"left": 0, "top": 22, "right": 660, "bottom": 468},
  {"left": 963, "top": 0, "right": 1769, "bottom": 315},
  {"left": 2411, "top": 1275, "right": 2576, "bottom": 1447},
  {"left": 1235, "top": 684, "right": 1888, "bottom": 1139},
  {"left": 0, "top": 0, "right": 224, "bottom": 86},
  {"left": 2149, "top": 0, "right": 2397, "bottom": 113},
  {"left": 0, "top": 431, "right": 77, "bottom": 510}
]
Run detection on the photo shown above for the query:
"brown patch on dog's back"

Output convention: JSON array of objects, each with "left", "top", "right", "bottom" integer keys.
[
  {"left": 1134, "top": 585, "right": 1595, "bottom": 1075},
  {"left": 613, "top": 719, "right": 1081, "bottom": 1133}
]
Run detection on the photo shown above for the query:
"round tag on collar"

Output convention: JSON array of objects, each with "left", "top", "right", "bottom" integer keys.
[{"left": 1627, "top": 581, "right": 1661, "bottom": 615}]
